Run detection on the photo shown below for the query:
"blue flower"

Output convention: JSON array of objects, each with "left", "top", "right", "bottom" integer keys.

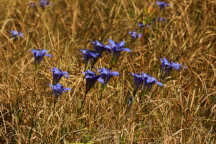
[
  {"left": 92, "top": 40, "right": 107, "bottom": 55},
  {"left": 131, "top": 73, "right": 143, "bottom": 89},
  {"left": 31, "top": 49, "right": 52, "bottom": 64},
  {"left": 50, "top": 83, "right": 71, "bottom": 98},
  {"left": 9, "top": 30, "right": 23, "bottom": 38},
  {"left": 97, "top": 67, "right": 119, "bottom": 84},
  {"left": 156, "top": 1, "right": 169, "bottom": 9},
  {"left": 40, "top": 0, "right": 49, "bottom": 8},
  {"left": 80, "top": 49, "right": 99, "bottom": 63},
  {"left": 51, "top": 67, "right": 69, "bottom": 84},
  {"left": 160, "top": 58, "right": 187, "bottom": 72},
  {"left": 145, "top": 74, "right": 163, "bottom": 88},
  {"left": 131, "top": 72, "right": 162, "bottom": 90},
  {"left": 128, "top": 32, "right": 142, "bottom": 39},
  {"left": 138, "top": 22, "right": 144, "bottom": 28},
  {"left": 83, "top": 69, "right": 101, "bottom": 93},
  {"left": 160, "top": 58, "right": 171, "bottom": 71},
  {"left": 105, "top": 39, "right": 130, "bottom": 57},
  {"left": 170, "top": 62, "right": 185, "bottom": 70}
]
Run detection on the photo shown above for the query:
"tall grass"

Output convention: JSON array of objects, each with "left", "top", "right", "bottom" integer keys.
[{"left": 0, "top": 0, "right": 216, "bottom": 143}]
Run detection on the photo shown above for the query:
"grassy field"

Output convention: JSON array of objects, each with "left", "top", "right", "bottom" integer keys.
[{"left": 0, "top": 0, "right": 216, "bottom": 143}]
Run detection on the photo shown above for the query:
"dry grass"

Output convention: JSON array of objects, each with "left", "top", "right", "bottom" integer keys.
[{"left": 0, "top": 0, "right": 216, "bottom": 143}]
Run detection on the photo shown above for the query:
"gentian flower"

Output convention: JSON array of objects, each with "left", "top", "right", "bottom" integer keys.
[
  {"left": 131, "top": 72, "right": 162, "bottom": 90},
  {"left": 40, "top": 0, "right": 49, "bottom": 8},
  {"left": 80, "top": 49, "right": 99, "bottom": 63},
  {"left": 138, "top": 22, "right": 144, "bottom": 28},
  {"left": 51, "top": 67, "right": 69, "bottom": 84},
  {"left": 145, "top": 75, "right": 163, "bottom": 88},
  {"left": 158, "top": 17, "right": 165, "bottom": 21},
  {"left": 105, "top": 39, "right": 130, "bottom": 57},
  {"left": 128, "top": 32, "right": 142, "bottom": 39},
  {"left": 156, "top": 1, "right": 169, "bottom": 9},
  {"left": 31, "top": 49, "right": 52, "bottom": 64},
  {"left": 92, "top": 40, "right": 107, "bottom": 55},
  {"left": 83, "top": 69, "right": 101, "bottom": 93},
  {"left": 131, "top": 73, "right": 143, "bottom": 89},
  {"left": 160, "top": 58, "right": 171, "bottom": 72},
  {"left": 9, "top": 30, "right": 23, "bottom": 38},
  {"left": 97, "top": 67, "right": 119, "bottom": 84},
  {"left": 50, "top": 83, "right": 71, "bottom": 98},
  {"left": 160, "top": 58, "right": 187, "bottom": 72}
]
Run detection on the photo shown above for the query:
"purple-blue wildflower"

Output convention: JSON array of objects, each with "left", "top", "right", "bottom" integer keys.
[
  {"left": 97, "top": 67, "right": 119, "bottom": 84},
  {"left": 50, "top": 83, "right": 71, "bottom": 98},
  {"left": 40, "top": 0, "right": 49, "bottom": 8},
  {"left": 92, "top": 40, "right": 107, "bottom": 55},
  {"left": 128, "top": 32, "right": 142, "bottom": 39},
  {"left": 105, "top": 39, "right": 130, "bottom": 57},
  {"left": 160, "top": 58, "right": 187, "bottom": 72},
  {"left": 9, "top": 30, "right": 23, "bottom": 38},
  {"left": 138, "top": 22, "right": 151, "bottom": 28},
  {"left": 156, "top": 1, "right": 169, "bottom": 9},
  {"left": 51, "top": 67, "right": 69, "bottom": 84},
  {"left": 132, "top": 72, "right": 162, "bottom": 90},
  {"left": 83, "top": 69, "right": 101, "bottom": 93},
  {"left": 31, "top": 49, "right": 52, "bottom": 64},
  {"left": 80, "top": 49, "right": 99, "bottom": 63},
  {"left": 138, "top": 22, "right": 144, "bottom": 28}
]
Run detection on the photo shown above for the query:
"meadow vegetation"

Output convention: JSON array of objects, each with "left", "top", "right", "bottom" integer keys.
[{"left": 0, "top": 0, "right": 216, "bottom": 143}]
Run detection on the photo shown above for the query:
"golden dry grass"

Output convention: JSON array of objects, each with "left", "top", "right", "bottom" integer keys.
[{"left": 0, "top": 0, "right": 216, "bottom": 143}]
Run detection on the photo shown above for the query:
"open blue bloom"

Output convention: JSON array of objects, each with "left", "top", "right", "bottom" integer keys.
[
  {"left": 9, "top": 30, "right": 23, "bottom": 38},
  {"left": 160, "top": 58, "right": 187, "bottom": 72},
  {"left": 145, "top": 75, "right": 163, "bottom": 88},
  {"left": 105, "top": 39, "right": 130, "bottom": 57},
  {"left": 80, "top": 49, "right": 99, "bottom": 63},
  {"left": 160, "top": 58, "right": 171, "bottom": 71},
  {"left": 170, "top": 62, "right": 187, "bottom": 70},
  {"left": 97, "top": 67, "right": 119, "bottom": 84},
  {"left": 156, "top": 1, "right": 169, "bottom": 9},
  {"left": 132, "top": 72, "right": 162, "bottom": 90},
  {"left": 31, "top": 49, "right": 52, "bottom": 64},
  {"left": 51, "top": 67, "right": 69, "bottom": 84},
  {"left": 50, "top": 83, "right": 71, "bottom": 98},
  {"left": 129, "top": 32, "right": 142, "bottom": 39},
  {"left": 92, "top": 40, "right": 107, "bottom": 55},
  {"left": 40, "top": 0, "right": 49, "bottom": 8},
  {"left": 83, "top": 69, "right": 101, "bottom": 93}
]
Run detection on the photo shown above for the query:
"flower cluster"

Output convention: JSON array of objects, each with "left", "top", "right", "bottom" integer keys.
[
  {"left": 83, "top": 68, "right": 119, "bottom": 93},
  {"left": 14, "top": 0, "right": 187, "bottom": 104},
  {"left": 80, "top": 39, "right": 130, "bottom": 64}
]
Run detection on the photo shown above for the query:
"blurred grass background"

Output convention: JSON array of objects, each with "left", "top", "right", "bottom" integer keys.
[{"left": 0, "top": 0, "right": 216, "bottom": 143}]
